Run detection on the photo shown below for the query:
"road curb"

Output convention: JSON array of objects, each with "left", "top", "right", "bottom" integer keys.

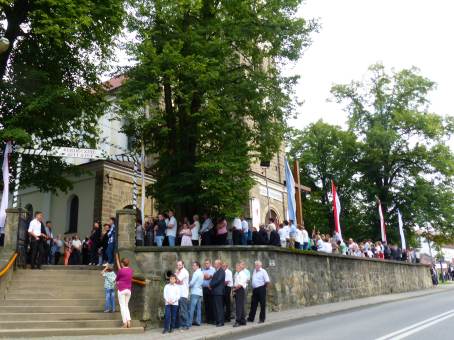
[{"left": 194, "top": 285, "right": 454, "bottom": 340}]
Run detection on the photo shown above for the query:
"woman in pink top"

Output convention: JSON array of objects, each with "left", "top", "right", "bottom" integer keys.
[
  {"left": 215, "top": 218, "right": 228, "bottom": 245},
  {"left": 116, "top": 258, "right": 134, "bottom": 328}
]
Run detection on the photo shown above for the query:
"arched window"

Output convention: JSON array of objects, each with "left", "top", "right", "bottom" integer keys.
[{"left": 68, "top": 195, "right": 79, "bottom": 233}]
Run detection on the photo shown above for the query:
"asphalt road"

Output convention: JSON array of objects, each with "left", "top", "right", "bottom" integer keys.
[{"left": 240, "top": 287, "right": 454, "bottom": 340}]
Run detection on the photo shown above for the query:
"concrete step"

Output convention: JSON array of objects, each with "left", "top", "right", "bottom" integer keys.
[
  {"left": 6, "top": 292, "right": 105, "bottom": 299},
  {"left": 15, "top": 270, "right": 102, "bottom": 276},
  {"left": 0, "top": 319, "right": 141, "bottom": 329},
  {"left": 40, "top": 265, "right": 102, "bottom": 270},
  {"left": 0, "top": 306, "right": 107, "bottom": 313},
  {"left": 7, "top": 287, "right": 105, "bottom": 295},
  {"left": 10, "top": 280, "right": 104, "bottom": 288},
  {"left": 0, "top": 312, "right": 119, "bottom": 321},
  {"left": 0, "top": 299, "right": 112, "bottom": 307},
  {"left": 0, "top": 327, "right": 144, "bottom": 338},
  {"left": 14, "top": 270, "right": 102, "bottom": 282}
]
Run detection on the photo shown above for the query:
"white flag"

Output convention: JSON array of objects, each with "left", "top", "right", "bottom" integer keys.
[
  {"left": 0, "top": 142, "right": 12, "bottom": 233},
  {"left": 398, "top": 209, "right": 406, "bottom": 250}
]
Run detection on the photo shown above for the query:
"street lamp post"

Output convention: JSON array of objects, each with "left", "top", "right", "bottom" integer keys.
[{"left": 0, "top": 37, "right": 10, "bottom": 54}]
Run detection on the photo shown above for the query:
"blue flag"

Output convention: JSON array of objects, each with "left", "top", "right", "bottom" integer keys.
[{"left": 285, "top": 159, "right": 296, "bottom": 222}]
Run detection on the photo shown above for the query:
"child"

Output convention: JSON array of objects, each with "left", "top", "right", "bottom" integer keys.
[
  {"left": 102, "top": 264, "right": 116, "bottom": 313},
  {"left": 179, "top": 223, "right": 192, "bottom": 247},
  {"left": 163, "top": 274, "right": 180, "bottom": 334}
]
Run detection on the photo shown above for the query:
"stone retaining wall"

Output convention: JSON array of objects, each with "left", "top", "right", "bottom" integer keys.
[{"left": 130, "top": 246, "right": 432, "bottom": 326}]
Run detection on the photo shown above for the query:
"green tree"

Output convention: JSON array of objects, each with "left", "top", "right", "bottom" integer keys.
[
  {"left": 288, "top": 122, "right": 361, "bottom": 236},
  {"left": 0, "top": 0, "right": 125, "bottom": 192},
  {"left": 119, "top": 0, "right": 317, "bottom": 218},
  {"left": 331, "top": 64, "right": 454, "bottom": 243}
]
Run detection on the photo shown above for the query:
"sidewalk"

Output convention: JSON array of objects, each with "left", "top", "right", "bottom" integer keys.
[{"left": 19, "top": 285, "right": 454, "bottom": 340}]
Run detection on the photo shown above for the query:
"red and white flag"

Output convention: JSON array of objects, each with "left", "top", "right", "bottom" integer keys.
[
  {"left": 377, "top": 199, "right": 387, "bottom": 243},
  {"left": 331, "top": 180, "right": 342, "bottom": 241}
]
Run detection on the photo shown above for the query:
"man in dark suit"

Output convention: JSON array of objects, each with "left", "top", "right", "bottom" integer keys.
[{"left": 209, "top": 259, "right": 226, "bottom": 327}]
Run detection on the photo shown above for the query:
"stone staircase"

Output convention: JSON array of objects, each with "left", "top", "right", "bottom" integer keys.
[{"left": 0, "top": 266, "right": 144, "bottom": 338}]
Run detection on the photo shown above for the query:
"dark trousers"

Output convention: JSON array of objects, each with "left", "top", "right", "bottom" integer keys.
[
  {"left": 30, "top": 238, "right": 44, "bottom": 269},
  {"left": 90, "top": 246, "right": 98, "bottom": 264},
  {"left": 224, "top": 286, "right": 232, "bottom": 321},
  {"left": 201, "top": 232, "right": 211, "bottom": 246},
  {"left": 192, "top": 240, "right": 199, "bottom": 246},
  {"left": 235, "top": 287, "right": 246, "bottom": 324},
  {"left": 203, "top": 287, "right": 214, "bottom": 323},
  {"left": 248, "top": 286, "right": 267, "bottom": 322},
  {"left": 42, "top": 243, "right": 50, "bottom": 264},
  {"left": 213, "top": 295, "right": 224, "bottom": 325},
  {"left": 232, "top": 229, "right": 242, "bottom": 245},
  {"left": 54, "top": 252, "right": 61, "bottom": 265},
  {"left": 216, "top": 233, "right": 227, "bottom": 245},
  {"left": 164, "top": 305, "right": 178, "bottom": 331}
]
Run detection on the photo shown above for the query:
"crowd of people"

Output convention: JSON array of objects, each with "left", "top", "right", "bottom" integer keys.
[
  {"left": 26, "top": 211, "right": 117, "bottom": 269},
  {"left": 135, "top": 212, "right": 417, "bottom": 263},
  {"left": 162, "top": 258, "right": 270, "bottom": 333}
]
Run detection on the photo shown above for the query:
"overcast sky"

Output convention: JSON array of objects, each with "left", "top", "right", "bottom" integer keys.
[{"left": 288, "top": 0, "right": 454, "bottom": 131}]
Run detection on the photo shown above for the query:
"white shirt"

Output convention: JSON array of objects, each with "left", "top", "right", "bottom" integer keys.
[
  {"left": 72, "top": 239, "right": 82, "bottom": 250},
  {"left": 28, "top": 219, "right": 42, "bottom": 237},
  {"left": 241, "top": 220, "right": 249, "bottom": 233},
  {"left": 224, "top": 268, "right": 233, "bottom": 287},
  {"left": 163, "top": 283, "right": 180, "bottom": 306},
  {"left": 251, "top": 268, "right": 270, "bottom": 288},
  {"left": 278, "top": 226, "right": 289, "bottom": 241},
  {"left": 267, "top": 223, "right": 277, "bottom": 231},
  {"left": 295, "top": 229, "right": 303, "bottom": 244},
  {"left": 302, "top": 229, "right": 309, "bottom": 243},
  {"left": 234, "top": 270, "right": 248, "bottom": 289},
  {"left": 166, "top": 216, "right": 177, "bottom": 237},
  {"left": 191, "top": 221, "right": 200, "bottom": 240},
  {"left": 323, "top": 241, "right": 332, "bottom": 253},
  {"left": 232, "top": 218, "right": 242, "bottom": 231},
  {"left": 176, "top": 267, "right": 189, "bottom": 299}
]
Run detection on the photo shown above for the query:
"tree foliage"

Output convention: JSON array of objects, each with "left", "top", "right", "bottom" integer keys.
[
  {"left": 290, "top": 64, "right": 454, "bottom": 244},
  {"left": 119, "top": 0, "right": 317, "bottom": 218},
  {"left": 0, "top": 0, "right": 125, "bottom": 191}
]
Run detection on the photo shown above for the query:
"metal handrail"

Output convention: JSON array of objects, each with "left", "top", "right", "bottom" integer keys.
[{"left": 0, "top": 252, "right": 17, "bottom": 279}]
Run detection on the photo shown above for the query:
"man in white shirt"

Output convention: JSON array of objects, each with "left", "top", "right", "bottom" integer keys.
[
  {"left": 301, "top": 226, "right": 309, "bottom": 250},
  {"left": 248, "top": 260, "right": 270, "bottom": 324},
  {"left": 175, "top": 260, "right": 190, "bottom": 330},
  {"left": 295, "top": 226, "right": 303, "bottom": 249},
  {"left": 71, "top": 235, "right": 82, "bottom": 265},
  {"left": 278, "top": 221, "right": 289, "bottom": 248},
  {"left": 190, "top": 215, "right": 200, "bottom": 246},
  {"left": 241, "top": 217, "right": 249, "bottom": 245},
  {"left": 222, "top": 263, "right": 233, "bottom": 322},
  {"left": 166, "top": 210, "right": 177, "bottom": 247},
  {"left": 233, "top": 262, "right": 248, "bottom": 327},
  {"left": 28, "top": 211, "right": 44, "bottom": 269},
  {"left": 232, "top": 217, "right": 242, "bottom": 245},
  {"left": 200, "top": 214, "right": 213, "bottom": 245}
]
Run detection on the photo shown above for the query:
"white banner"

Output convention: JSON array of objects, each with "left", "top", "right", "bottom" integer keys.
[
  {"left": 18, "top": 147, "right": 104, "bottom": 159},
  {"left": 0, "top": 142, "right": 11, "bottom": 233},
  {"left": 398, "top": 209, "right": 406, "bottom": 250}
]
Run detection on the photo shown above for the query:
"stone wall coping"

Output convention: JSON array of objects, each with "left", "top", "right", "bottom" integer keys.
[{"left": 135, "top": 245, "right": 430, "bottom": 268}]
